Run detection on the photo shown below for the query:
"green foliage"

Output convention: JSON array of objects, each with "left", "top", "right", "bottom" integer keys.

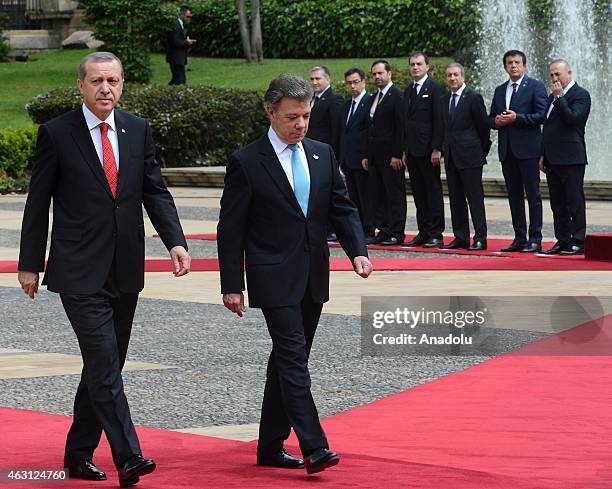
[
  {"left": 0, "top": 12, "right": 9, "bottom": 57},
  {"left": 166, "top": 0, "right": 478, "bottom": 58},
  {"left": 79, "top": 0, "right": 169, "bottom": 83},
  {"left": 26, "top": 85, "right": 269, "bottom": 167},
  {"left": 0, "top": 126, "right": 37, "bottom": 193}
]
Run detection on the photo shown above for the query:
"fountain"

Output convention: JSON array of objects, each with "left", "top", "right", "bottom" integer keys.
[{"left": 475, "top": 0, "right": 611, "bottom": 180}]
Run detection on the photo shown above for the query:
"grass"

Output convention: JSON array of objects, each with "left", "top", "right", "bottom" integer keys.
[{"left": 0, "top": 49, "right": 451, "bottom": 129}]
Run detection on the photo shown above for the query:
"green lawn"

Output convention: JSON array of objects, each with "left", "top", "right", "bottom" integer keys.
[{"left": 1, "top": 49, "right": 450, "bottom": 129}]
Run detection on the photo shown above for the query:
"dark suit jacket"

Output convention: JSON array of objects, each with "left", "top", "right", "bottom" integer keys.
[
  {"left": 437, "top": 87, "right": 491, "bottom": 169},
  {"left": 217, "top": 135, "right": 367, "bottom": 308},
  {"left": 542, "top": 83, "right": 591, "bottom": 166},
  {"left": 366, "top": 84, "right": 404, "bottom": 164},
  {"left": 166, "top": 19, "right": 189, "bottom": 65},
  {"left": 18, "top": 109, "right": 187, "bottom": 294},
  {"left": 305, "top": 87, "right": 344, "bottom": 157},
  {"left": 338, "top": 92, "right": 372, "bottom": 170},
  {"left": 488, "top": 75, "right": 548, "bottom": 160},
  {"left": 403, "top": 77, "right": 445, "bottom": 157}
]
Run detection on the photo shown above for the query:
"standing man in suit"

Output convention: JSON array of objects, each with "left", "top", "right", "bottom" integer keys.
[
  {"left": 488, "top": 50, "right": 548, "bottom": 253},
  {"left": 437, "top": 63, "right": 491, "bottom": 251},
  {"left": 18, "top": 52, "right": 190, "bottom": 487},
  {"left": 364, "top": 60, "right": 406, "bottom": 246},
  {"left": 217, "top": 74, "right": 372, "bottom": 474},
  {"left": 166, "top": 5, "right": 196, "bottom": 85},
  {"left": 338, "top": 67, "right": 374, "bottom": 242},
  {"left": 540, "top": 59, "right": 591, "bottom": 255},
  {"left": 402, "top": 52, "right": 446, "bottom": 249}
]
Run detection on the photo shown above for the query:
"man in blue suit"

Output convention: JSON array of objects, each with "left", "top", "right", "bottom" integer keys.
[{"left": 488, "top": 50, "right": 548, "bottom": 252}]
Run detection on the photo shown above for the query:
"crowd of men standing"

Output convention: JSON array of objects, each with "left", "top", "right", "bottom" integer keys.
[{"left": 306, "top": 51, "right": 591, "bottom": 255}]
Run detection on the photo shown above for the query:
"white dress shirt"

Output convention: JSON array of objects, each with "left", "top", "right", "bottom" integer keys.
[
  {"left": 370, "top": 81, "right": 394, "bottom": 118},
  {"left": 547, "top": 80, "right": 576, "bottom": 118},
  {"left": 413, "top": 74, "right": 428, "bottom": 95},
  {"left": 267, "top": 126, "right": 310, "bottom": 190},
  {"left": 505, "top": 75, "right": 525, "bottom": 110},
  {"left": 449, "top": 83, "right": 466, "bottom": 111},
  {"left": 347, "top": 89, "right": 367, "bottom": 123},
  {"left": 82, "top": 104, "right": 119, "bottom": 169}
]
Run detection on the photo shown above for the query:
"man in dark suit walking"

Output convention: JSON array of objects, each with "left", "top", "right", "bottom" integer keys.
[
  {"left": 488, "top": 50, "right": 548, "bottom": 253},
  {"left": 364, "top": 60, "right": 406, "bottom": 246},
  {"left": 217, "top": 74, "right": 372, "bottom": 475},
  {"left": 437, "top": 63, "right": 491, "bottom": 251},
  {"left": 338, "top": 67, "right": 374, "bottom": 241},
  {"left": 18, "top": 52, "right": 190, "bottom": 487},
  {"left": 166, "top": 5, "right": 196, "bottom": 85},
  {"left": 402, "top": 52, "right": 446, "bottom": 249},
  {"left": 540, "top": 59, "right": 591, "bottom": 255}
]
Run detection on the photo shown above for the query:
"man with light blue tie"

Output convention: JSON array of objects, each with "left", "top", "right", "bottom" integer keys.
[{"left": 217, "top": 74, "right": 372, "bottom": 475}]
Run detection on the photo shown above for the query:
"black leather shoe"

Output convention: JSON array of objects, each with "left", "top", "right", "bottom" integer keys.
[
  {"left": 257, "top": 448, "right": 304, "bottom": 469},
  {"left": 500, "top": 240, "right": 526, "bottom": 252},
  {"left": 422, "top": 237, "right": 444, "bottom": 248},
  {"left": 379, "top": 236, "right": 401, "bottom": 246},
  {"left": 401, "top": 235, "right": 427, "bottom": 247},
  {"left": 365, "top": 235, "right": 381, "bottom": 245},
  {"left": 304, "top": 448, "right": 340, "bottom": 475},
  {"left": 441, "top": 239, "right": 469, "bottom": 250},
  {"left": 326, "top": 233, "right": 338, "bottom": 243},
  {"left": 560, "top": 243, "right": 584, "bottom": 255},
  {"left": 469, "top": 239, "right": 487, "bottom": 251},
  {"left": 520, "top": 242, "right": 541, "bottom": 253},
  {"left": 540, "top": 241, "right": 569, "bottom": 255},
  {"left": 118, "top": 455, "right": 156, "bottom": 488},
  {"left": 65, "top": 460, "right": 107, "bottom": 481}
]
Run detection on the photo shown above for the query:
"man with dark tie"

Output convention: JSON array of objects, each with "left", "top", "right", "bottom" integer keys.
[
  {"left": 402, "top": 52, "right": 446, "bottom": 249},
  {"left": 436, "top": 63, "right": 491, "bottom": 251},
  {"left": 217, "top": 74, "right": 372, "bottom": 475},
  {"left": 18, "top": 52, "right": 190, "bottom": 486},
  {"left": 166, "top": 5, "right": 196, "bottom": 85},
  {"left": 540, "top": 59, "right": 591, "bottom": 255},
  {"left": 338, "top": 67, "right": 374, "bottom": 242},
  {"left": 488, "top": 50, "right": 548, "bottom": 253},
  {"left": 364, "top": 60, "right": 406, "bottom": 246}
]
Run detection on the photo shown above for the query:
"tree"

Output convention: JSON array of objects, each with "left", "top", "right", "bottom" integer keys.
[{"left": 237, "top": 0, "right": 263, "bottom": 63}]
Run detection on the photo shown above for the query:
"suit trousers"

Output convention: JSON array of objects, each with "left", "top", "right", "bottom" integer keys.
[
  {"left": 61, "top": 268, "right": 141, "bottom": 468},
  {"left": 445, "top": 156, "right": 487, "bottom": 242},
  {"left": 258, "top": 286, "right": 328, "bottom": 457},
  {"left": 544, "top": 163, "right": 586, "bottom": 244},
  {"left": 168, "top": 63, "right": 186, "bottom": 85},
  {"left": 368, "top": 161, "right": 407, "bottom": 242},
  {"left": 344, "top": 167, "right": 374, "bottom": 235},
  {"left": 501, "top": 149, "right": 542, "bottom": 243},
  {"left": 406, "top": 154, "right": 445, "bottom": 240}
]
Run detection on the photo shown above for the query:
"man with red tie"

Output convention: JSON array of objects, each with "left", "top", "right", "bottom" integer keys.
[{"left": 18, "top": 52, "right": 190, "bottom": 487}]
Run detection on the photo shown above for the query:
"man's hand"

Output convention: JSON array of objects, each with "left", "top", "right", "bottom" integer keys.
[
  {"left": 353, "top": 256, "right": 373, "bottom": 278},
  {"left": 431, "top": 149, "right": 441, "bottom": 166},
  {"left": 18, "top": 271, "right": 39, "bottom": 299},
  {"left": 187, "top": 36, "right": 196, "bottom": 45},
  {"left": 552, "top": 80, "right": 563, "bottom": 97},
  {"left": 390, "top": 156, "right": 404, "bottom": 171},
  {"left": 170, "top": 246, "right": 191, "bottom": 277},
  {"left": 223, "top": 292, "right": 246, "bottom": 317},
  {"left": 539, "top": 155, "right": 545, "bottom": 173},
  {"left": 361, "top": 158, "right": 369, "bottom": 171}
]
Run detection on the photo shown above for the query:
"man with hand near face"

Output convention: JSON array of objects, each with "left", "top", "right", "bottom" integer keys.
[
  {"left": 488, "top": 50, "right": 548, "bottom": 253},
  {"left": 18, "top": 52, "right": 190, "bottom": 487},
  {"left": 539, "top": 59, "right": 591, "bottom": 255},
  {"left": 217, "top": 74, "right": 372, "bottom": 475}
]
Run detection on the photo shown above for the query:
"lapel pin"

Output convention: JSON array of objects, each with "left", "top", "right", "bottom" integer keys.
[
  {"left": 121, "top": 128, "right": 126, "bottom": 133},
  {"left": 313, "top": 154, "right": 320, "bottom": 160}
]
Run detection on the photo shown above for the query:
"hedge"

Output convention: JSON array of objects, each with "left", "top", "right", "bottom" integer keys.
[
  {"left": 162, "top": 0, "right": 479, "bottom": 59},
  {"left": 0, "top": 126, "right": 37, "bottom": 193},
  {"left": 27, "top": 85, "right": 269, "bottom": 167}
]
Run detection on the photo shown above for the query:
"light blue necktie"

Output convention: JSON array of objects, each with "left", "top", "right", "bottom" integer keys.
[{"left": 288, "top": 143, "right": 309, "bottom": 216}]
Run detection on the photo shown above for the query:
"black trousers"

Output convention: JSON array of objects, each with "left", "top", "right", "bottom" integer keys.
[
  {"left": 544, "top": 163, "right": 586, "bottom": 244},
  {"left": 445, "top": 156, "right": 487, "bottom": 242},
  {"left": 258, "top": 287, "right": 328, "bottom": 457},
  {"left": 344, "top": 167, "right": 374, "bottom": 235},
  {"left": 368, "top": 161, "right": 406, "bottom": 242},
  {"left": 501, "top": 150, "right": 542, "bottom": 243},
  {"left": 406, "top": 153, "right": 444, "bottom": 240},
  {"left": 60, "top": 271, "right": 141, "bottom": 468},
  {"left": 168, "top": 63, "right": 186, "bottom": 85}
]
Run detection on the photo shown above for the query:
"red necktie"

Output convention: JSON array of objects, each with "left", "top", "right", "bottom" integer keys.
[{"left": 99, "top": 122, "right": 118, "bottom": 198}]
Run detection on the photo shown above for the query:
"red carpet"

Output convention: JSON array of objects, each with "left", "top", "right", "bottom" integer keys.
[{"left": 3, "top": 316, "right": 612, "bottom": 487}]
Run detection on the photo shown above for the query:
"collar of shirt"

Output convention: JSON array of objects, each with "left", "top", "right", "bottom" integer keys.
[
  {"left": 267, "top": 126, "right": 304, "bottom": 156},
  {"left": 82, "top": 103, "right": 116, "bottom": 133},
  {"left": 178, "top": 18, "right": 184, "bottom": 29},
  {"left": 352, "top": 89, "right": 367, "bottom": 105},
  {"left": 267, "top": 127, "right": 309, "bottom": 189},
  {"left": 563, "top": 80, "right": 576, "bottom": 95},
  {"left": 451, "top": 83, "right": 466, "bottom": 98},
  {"left": 378, "top": 81, "right": 393, "bottom": 97},
  {"left": 413, "top": 74, "right": 428, "bottom": 90},
  {"left": 507, "top": 75, "right": 525, "bottom": 89},
  {"left": 316, "top": 85, "right": 331, "bottom": 99}
]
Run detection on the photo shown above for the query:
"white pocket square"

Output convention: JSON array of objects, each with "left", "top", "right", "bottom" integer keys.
[
  {"left": 421, "top": 94, "right": 429, "bottom": 98},
  {"left": 313, "top": 154, "right": 319, "bottom": 160}
]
